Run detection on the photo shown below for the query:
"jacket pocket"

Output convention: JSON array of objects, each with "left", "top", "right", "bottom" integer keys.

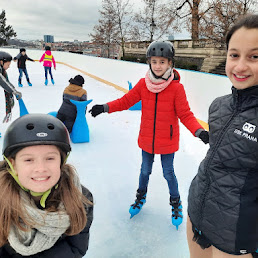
[{"left": 170, "top": 125, "right": 173, "bottom": 140}]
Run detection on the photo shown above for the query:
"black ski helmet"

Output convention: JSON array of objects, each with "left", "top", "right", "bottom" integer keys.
[
  {"left": 0, "top": 51, "right": 12, "bottom": 63},
  {"left": 146, "top": 41, "right": 175, "bottom": 60},
  {"left": 3, "top": 114, "right": 71, "bottom": 157},
  {"left": 45, "top": 46, "right": 51, "bottom": 51}
]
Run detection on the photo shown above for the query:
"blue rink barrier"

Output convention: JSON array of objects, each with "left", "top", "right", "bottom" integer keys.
[
  {"left": 128, "top": 81, "right": 142, "bottom": 111},
  {"left": 18, "top": 98, "right": 29, "bottom": 116},
  {"left": 69, "top": 99, "right": 93, "bottom": 143}
]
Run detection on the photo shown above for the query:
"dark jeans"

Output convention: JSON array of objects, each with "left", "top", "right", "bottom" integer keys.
[
  {"left": 18, "top": 68, "right": 30, "bottom": 83},
  {"left": 44, "top": 66, "right": 53, "bottom": 80},
  {"left": 138, "top": 150, "right": 180, "bottom": 198}
]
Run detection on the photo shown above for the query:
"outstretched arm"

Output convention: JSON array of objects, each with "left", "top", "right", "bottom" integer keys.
[{"left": 0, "top": 73, "right": 22, "bottom": 99}]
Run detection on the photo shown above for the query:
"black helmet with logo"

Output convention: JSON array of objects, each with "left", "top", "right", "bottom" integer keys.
[
  {"left": 0, "top": 51, "right": 12, "bottom": 63},
  {"left": 146, "top": 41, "right": 175, "bottom": 60},
  {"left": 3, "top": 114, "right": 71, "bottom": 157}
]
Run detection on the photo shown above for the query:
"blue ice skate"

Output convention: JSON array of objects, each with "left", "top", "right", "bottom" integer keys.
[
  {"left": 51, "top": 79, "right": 55, "bottom": 85},
  {"left": 129, "top": 190, "right": 146, "bottom": 218},
  {"left": 18, "top": 83, "right": 23, "bottom": 87},
  {"left": 28, "top": 82, "right": 32, "bottom": 86},
  {"left": 45, "top": 79, "right": 48, "bottom": 85},
  {"left": 170, "top": 197, "right": 183, "bottom": 230}
]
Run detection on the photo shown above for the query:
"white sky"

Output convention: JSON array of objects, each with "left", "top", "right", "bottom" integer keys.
[{"left": 2, "top": 0, "right": 191, "bottom": 42}]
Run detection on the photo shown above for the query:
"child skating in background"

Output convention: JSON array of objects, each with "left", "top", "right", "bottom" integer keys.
[
  {"left": 89, "top": 41, "right": 209, "bottom": 229},
  {"left": 57, "top": 75, "right": 87, "bottom": 133},
  {"left": 39, "top": 46, "right": 56, "bottom": 86},
  {"left": 187, "top": 14, "right": 258, "bottom": 258},
  {"left": 0, "top": 114, "right": 93, "bottom": 257},
  {"left": 0, "top": 51, "right": 22, "bottom": 123},
  {"left": 14, "top": 48, "right": 35, "bottom": 87}
]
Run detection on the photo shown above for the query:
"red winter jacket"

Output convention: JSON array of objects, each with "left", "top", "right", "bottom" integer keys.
[{"left": 107, "top": 70, "right": 203, "bottom": 154}]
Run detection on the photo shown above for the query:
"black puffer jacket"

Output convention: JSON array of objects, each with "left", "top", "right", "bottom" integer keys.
[
  {"left": 0, "top": 186, "right": 93, "bottom": 258},
  {"left": 188, "top": 85, "right": 258, "bottom": 255}
]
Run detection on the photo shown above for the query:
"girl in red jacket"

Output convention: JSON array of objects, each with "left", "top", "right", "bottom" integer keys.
[{"left": 90, "top": 41, "right": 208, "bottom": 228}]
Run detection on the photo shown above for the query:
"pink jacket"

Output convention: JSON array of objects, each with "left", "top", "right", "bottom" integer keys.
[{"left": 39, "top": 50, "right": 56, "bottom": 68}]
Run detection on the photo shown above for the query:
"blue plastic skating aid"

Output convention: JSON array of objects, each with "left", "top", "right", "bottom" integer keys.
[
  {"left": 45, "top": 79, "right": 48, "bottom": 85},
  {"left": 51, "top": 79, "right": 55, "bottom": 85},
  {"left": 48, "top": 111, "right": 57, "bottom": 117},
  {"left": 69, "top": 99, "right": 93, "bottom": 143},
  {"left": 18, "top": 98, "right": 29, "bottom": 117},
  {"left": 172, "top": 203, "right": 183, "bottom": 230},
  {"left": 128, "top": 81, "right": 142, "bottom": 111},
  {"left": 28, "top": 82, "right": 32, "bottom": 86},
  {"left": 129, "top": 195, "right": 146, "bottom": 219},
  {"left": 18, "top": 83, "right": 23, "bottom": 87}
]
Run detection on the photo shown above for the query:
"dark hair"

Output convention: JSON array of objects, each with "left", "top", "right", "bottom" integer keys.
[{"left": 226, "top": 14, "right": 258, "bottom": 50}]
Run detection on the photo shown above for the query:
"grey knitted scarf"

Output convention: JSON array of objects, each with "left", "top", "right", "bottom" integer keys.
[{"left": 8, "top": 174, "right": 82, "bottom": 256}]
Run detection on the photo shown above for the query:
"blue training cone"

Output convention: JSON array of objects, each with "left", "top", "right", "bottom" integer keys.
[
  {"left": 18, "top": 98, "right": 29, "bottom": 117},
  {"left": 70, "top": 99, "right": 93, "bottom": 143},
  {"left": 128, "top": 81, "right": 142, "bottom": 110}
]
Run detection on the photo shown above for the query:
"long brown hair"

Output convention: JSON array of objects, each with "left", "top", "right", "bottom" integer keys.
[{"left": 0, "top": 157, "right": 92, "bottom": 247}]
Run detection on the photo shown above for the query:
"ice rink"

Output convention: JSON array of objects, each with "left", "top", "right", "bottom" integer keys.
[{"left": 0, "top": 48, "right": 232, "bottom": 258}]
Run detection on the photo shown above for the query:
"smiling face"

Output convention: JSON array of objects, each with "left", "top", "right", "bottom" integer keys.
[
  {"left": 226, "top": 27, "right": 258, "bottom": 90},
  {"left": 11, "top": 145, "right": 61, "bottom": 193},
  {"left": 150, "top": 56, "right": 172, "bottom": 77}
]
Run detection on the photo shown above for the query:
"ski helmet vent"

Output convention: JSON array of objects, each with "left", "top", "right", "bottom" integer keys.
[{"left": 3, "top": 114, "right": 71, "bottom": 157}]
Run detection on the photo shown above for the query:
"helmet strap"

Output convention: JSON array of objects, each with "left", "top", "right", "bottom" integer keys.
[{"left": 3, "top": 155, "right": 58, "bottom": 208}]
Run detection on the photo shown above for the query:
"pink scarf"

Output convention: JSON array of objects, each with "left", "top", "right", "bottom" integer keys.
[{"left": 145, "top": 68, "right": 174, "bottom": 93}]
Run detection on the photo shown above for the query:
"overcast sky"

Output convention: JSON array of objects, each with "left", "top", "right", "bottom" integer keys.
[
  {"left": 3, "top": 0, "right": 190, "bottom": 42},
  {"left": 3, "top": 0, "right": 105, "bottom": 42}
]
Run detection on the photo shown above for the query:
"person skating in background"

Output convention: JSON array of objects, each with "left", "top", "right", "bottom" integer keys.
[
  {"left": 187, "top": 14, "right": 258, "bottom": 258},
  {"left": 39, "top": 46, "right": 56, "bottom": 86},
  {"left": 0, "top": 51, "right": 22, "bottom": 124},
  {"left": 0, "top": 114, "right": 93, "bottom": 257},
  {"left": 89, "top": 41, "right": 209, "bottom": 229},
  {"left": 14, "top": 48, "right": 35, "bottom": 87},
  {"left": 57, "top": 75, "right": 87, "bottom": 133}
]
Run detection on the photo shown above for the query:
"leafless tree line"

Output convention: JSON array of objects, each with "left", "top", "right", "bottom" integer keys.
[{"left": 90, "top": 0, "right": 257, "bottom": 58}]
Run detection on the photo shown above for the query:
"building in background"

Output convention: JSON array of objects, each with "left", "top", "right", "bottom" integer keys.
[{"left": 44, "top": 35, "right": 54, "bottom": 43}]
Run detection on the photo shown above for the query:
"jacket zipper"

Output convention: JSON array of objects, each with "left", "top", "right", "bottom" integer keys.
[
  {"left": 198, "top": 96, "right": 240, "bottom": 229},
  {"left": 152, "top": 93, "right": 158, "bottom": 154}
]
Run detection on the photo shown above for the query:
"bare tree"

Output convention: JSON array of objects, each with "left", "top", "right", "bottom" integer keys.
[
  {"left": 0, "top": 10, "right": 16, "bottom": 46},
  {"left": 175, "top": 0, "right": 212, "bottom": 40},
  {"left": 200, "top": 0, "right": 257, "bottom": 44},
  {"left": 102, "top": 0, "right": 133, "bottom": 58},
  {"left": 90, "top": 7, "right": 118, "bottom": 58},
  {"left": 130, "top": 0, "right": 179, "bottom": 42}
]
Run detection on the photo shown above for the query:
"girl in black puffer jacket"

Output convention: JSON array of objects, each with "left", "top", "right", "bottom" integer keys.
[{"left": 187, "top": 14, "right": 258, "bottom": 258}]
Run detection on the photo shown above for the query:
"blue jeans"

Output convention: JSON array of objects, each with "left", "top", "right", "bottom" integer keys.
[
  {"left": 18, "top": 68, "right": 30, "bottom": 84},
  {"left": 138, "top": 150, "right": 179, "bottom": 198},
  {"left": 44, "top": 67, "right": 53, "bottom": 80}
]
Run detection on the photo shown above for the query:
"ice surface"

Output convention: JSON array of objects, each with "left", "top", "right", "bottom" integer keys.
[{"left": 0, "top": 48, "right": 231, "bottom": 257}]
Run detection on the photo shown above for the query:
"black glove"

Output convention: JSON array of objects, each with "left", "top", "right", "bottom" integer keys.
[
  {"left": 199, "top": 130, "right": 209, "bottom": 144},
  {"left": 89, "top": 105, "right": 104, "bottom": 117}
]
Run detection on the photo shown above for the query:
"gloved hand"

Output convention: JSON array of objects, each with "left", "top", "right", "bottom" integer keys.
[
  {"left": 3, "top": 112, "right": 12, "bottom": 123},
  {"left": 14, "top": 91, "right": 22, "bottom": 100},
  {"left": 89, "top": 105, "right": 105, "bottom": 117},
  {"left": 199, "top": 130, "right": 209, "bottom": 144}
]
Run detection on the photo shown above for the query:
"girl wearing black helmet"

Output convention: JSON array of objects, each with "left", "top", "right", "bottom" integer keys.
[
  {"left": 0, "top": 114, "right": 93, "bottom": 258},
  {"left": 89, "top": 40, "right": 209, "bottom": 229},
  {"left": 0, "top": 51, "right": 22, "bottom": 123}
]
